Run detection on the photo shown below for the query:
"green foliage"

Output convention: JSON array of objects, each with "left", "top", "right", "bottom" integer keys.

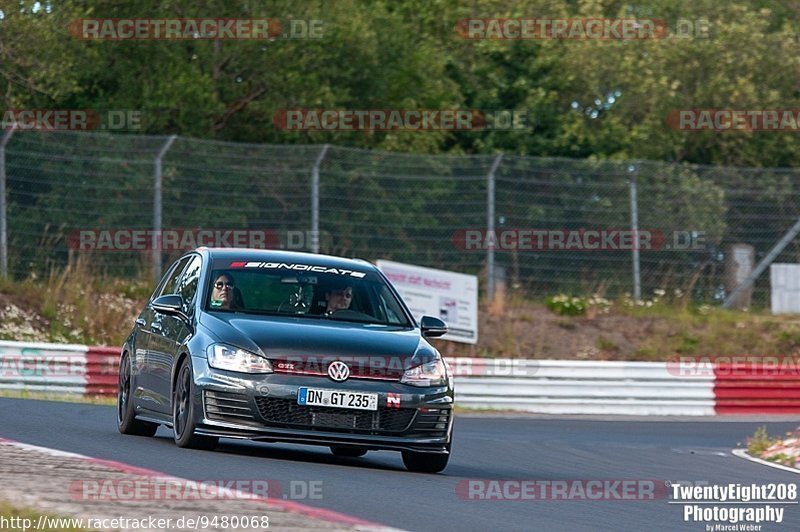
[
  {"left": 546, "top": 294, "right": 588, "bottom": 316},
  {"left": 676, "top": 332, "right": 700, "bottom": 353},
  {"left": 0, "top": 0, "right": 798, "bottom": 165},
  {"left": 777, "top": 327, "right": 800, "bottom": 352},
  {"left": 3, "top": 0, "right": 800, "bottom": 296},
  {"left": 596, "top": 336, "right": 618, "bottom": 352},
  {"left": 0, "top": 501, "right": 89, "bottom": 531},
  {"left": 747, "top": 426, "right": 781, "bottom": 455},
  {"left": 766, "top": 453, "right": 796, "bottom": 467}
]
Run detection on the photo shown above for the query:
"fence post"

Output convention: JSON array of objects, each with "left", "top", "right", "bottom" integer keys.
[
  {"left": 486, "top": 154, "right": 503, "bottom": 300},
  {"left": 722, "top": 217, "right": 800, "bottom": 309},
  {"left": 153, "top": 135, "right": 177, "bottom": 281},
  {"left": 629, "top": 164, "right": 641, "bottom": 301},
  {"left": 0, "top": 125, "right": 17, "bottom": 280},
  {"left": 311, "top": 144, "right": 330, "bottom": 253}
]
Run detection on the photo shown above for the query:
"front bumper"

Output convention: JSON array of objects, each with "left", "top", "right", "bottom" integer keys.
[{"left": 189, "top": 356, "right": 454, "bottom": 453}]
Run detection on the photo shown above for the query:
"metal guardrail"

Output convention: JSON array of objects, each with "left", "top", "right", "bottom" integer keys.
[
  {"left": 714, "top": 361, "right": 800, "bottom": 415},
  {"left": 0, "top": 343, "right": 796, "bottom": 415},
  {"left": 450, "top": 359, "right": 716, "bottom": 416},
  {"left": 0, "top": 340, "right": 91, "bottom": 395}
]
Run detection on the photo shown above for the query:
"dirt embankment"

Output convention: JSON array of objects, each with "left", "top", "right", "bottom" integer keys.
[
  {"left": 2, "top": 282, "right": 800, "bottom": 361},
  {"left": 436, "top": 301, "right": 800, "bottom": 361}
]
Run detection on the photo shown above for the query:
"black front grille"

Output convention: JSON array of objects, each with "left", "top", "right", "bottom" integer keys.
[
  {"left": 255, "top": 397, "right": 415, "bottom": 433},
  {"left": 408, "top": 408, "right": 451, "bottom": 438},
  {"left": 204, "top": 390, "right": 258, "bottom": 425},
  {"left": 378, "top": 408, "right": 417, "bottom": 432}
]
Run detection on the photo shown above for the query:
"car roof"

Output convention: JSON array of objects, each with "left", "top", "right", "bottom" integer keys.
[{"left": 198, "top": 247, "right": 377, "bottom": 272}]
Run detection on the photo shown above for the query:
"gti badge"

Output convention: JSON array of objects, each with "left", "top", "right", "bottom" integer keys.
[
  {"left": 327, "top": 360, "right": 350, "bottom": 382},
  {"left": 387, "top": 393, "right": 401, "bottom": 408}
]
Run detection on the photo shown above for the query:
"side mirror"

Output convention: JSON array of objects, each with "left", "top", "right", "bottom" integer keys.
[
  {"left": 420, "top": 315, "right": 448, "bottom": 338},
  {"left": 152, "top": 294, "right": 184, "bottom": 317}
]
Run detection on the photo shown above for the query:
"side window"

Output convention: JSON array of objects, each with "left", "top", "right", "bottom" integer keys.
[
  {"left": 377, "top": 285, "right": 406, "bottom": 325},
  {"left": 155, "top": 256, "right": 192, "bottom": 299},
  {"left": 176, "top": 255, "right": 202, "bottom": 315}
]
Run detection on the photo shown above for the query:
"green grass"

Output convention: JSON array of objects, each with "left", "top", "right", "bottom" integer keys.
[
  {"left": 595, "top": 336, "right": 618, "bottom": 352},
  {"left": 745, "top": 425, "right": 797, "bottom": 467},
  {"left": 0, "top": 390, "right": 115, "bottom": 405},
  {"left": 747, "top": 426, "right": 781, "bottom": 455},
  {"left": 611, "top": 299, "right": 800, "bottom": 360},
  {"left": 0, "top": 257, "right": 150, "bottom": 346},
  {"left": 766, "top": 453, "right": 797, "bottom": 467},
  {"left": 0, "top": 501, "right": 90, "bottom": 531}
]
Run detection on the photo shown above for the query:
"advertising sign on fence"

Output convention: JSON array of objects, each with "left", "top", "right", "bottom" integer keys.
[
  {"left": 376, "top": 260, "right": 478, "bottom": 344},
  {"left": 770, "top": 263, "right": 800, "bottom": 314}
]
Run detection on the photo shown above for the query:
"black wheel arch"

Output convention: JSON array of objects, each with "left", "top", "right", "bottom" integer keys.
[{"left": 171, "top": 351, "right": 191, "bottom": 404}]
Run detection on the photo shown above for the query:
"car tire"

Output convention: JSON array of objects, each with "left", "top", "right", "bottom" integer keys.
[
  {"left": 117, "top": 352, "right": 158, "bottom": 437},
  {"left": 330, "top": 445, "right": 367, "bottom": 458},
  {"left": 401, "top": 450, "right": 450, "bottom": 473},
  {"left": 173, "top": 357, "right": 218, "bottom": 451}
]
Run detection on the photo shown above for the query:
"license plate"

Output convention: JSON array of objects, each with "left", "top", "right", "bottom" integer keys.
[{"left": 297, "top": 387, "right": 378, "bottom": 411}]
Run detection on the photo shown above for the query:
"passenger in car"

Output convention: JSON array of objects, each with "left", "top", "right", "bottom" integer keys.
[
  {"left": 324, "top": 281, "right": 353, "bottom": 315},
  {"left": 210, "top": 273, "right": 242, "bottom": 310}
]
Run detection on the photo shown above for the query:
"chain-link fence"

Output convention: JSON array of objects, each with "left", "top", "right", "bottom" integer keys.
[{"left": 2, "top": 129, "right": 800, "bottom": 306}]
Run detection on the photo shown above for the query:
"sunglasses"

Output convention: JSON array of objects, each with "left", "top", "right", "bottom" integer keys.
[{"left": 214, "top": 281, "right": 234, "bottom": 289}]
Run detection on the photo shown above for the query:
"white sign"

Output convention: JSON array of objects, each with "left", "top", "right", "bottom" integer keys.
[
  {"left": 377, "top": 260, "right": 478, "bottom": 344},
  {"left": 771, "top": 263, "right": 800, "bottom": 314}
]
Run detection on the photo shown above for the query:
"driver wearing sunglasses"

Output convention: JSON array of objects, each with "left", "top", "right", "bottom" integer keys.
[{"left": 210, "top": 273, "right": 237, "bottom": 310}]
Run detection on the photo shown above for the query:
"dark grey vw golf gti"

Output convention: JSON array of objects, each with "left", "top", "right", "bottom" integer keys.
[{"left": 118, "top": 248, "right": 454, "bottom": 473}]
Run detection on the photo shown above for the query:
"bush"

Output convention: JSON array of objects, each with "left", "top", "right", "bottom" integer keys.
[
  {"left": 546, "top": 295, "right": 588, "bottom": 316},
  {"left": 747, "top": 426, "right": 780, "bottom": 455}
]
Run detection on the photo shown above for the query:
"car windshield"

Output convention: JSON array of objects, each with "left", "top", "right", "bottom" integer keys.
[{"left": 204, "top": 260, "right": 412, "bottom": 327}]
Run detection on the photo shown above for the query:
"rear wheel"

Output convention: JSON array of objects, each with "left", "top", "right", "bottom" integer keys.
[
  {"left": 330, "top": 445, "right": 367, "bottom": 458},
  {"left": 117, "top": 352, "right": 158, "bottom": 437},
  {"left": 173, "top": 358, "right": 218, "bottom": 451},
  {"left": 401, "top": 450, "right": 449, "bottom": 473}
]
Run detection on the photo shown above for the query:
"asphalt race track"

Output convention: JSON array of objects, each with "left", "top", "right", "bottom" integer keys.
[{"left": 1, "top": 398, "right": 798, "bottom": 531}]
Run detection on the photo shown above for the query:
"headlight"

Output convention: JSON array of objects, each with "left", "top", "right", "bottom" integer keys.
[
  {"left": 400, "top": 357, "right": 448, "bottom": 387},
  {"left": 207, "top": 344, "right": 273, "bottom": 374}
]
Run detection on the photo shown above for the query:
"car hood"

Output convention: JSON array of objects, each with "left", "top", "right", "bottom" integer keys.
[{"left": 199, "top": 312, "right": 436, "bottom": 368}]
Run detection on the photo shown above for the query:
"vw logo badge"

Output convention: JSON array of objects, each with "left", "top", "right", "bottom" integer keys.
[{"left": 327, "top": 360, "right": 350, "bottom": 382}]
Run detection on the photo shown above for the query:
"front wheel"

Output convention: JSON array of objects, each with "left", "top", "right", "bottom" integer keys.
[
  {"left": 117, "top": 352, "right": 158, "bottom": 437},
  {"left": 401, "top": 450, "right": 450, "bottom": 473},
  {"left": 173, "top": 358, "right": 218, "bottom": 451}
]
